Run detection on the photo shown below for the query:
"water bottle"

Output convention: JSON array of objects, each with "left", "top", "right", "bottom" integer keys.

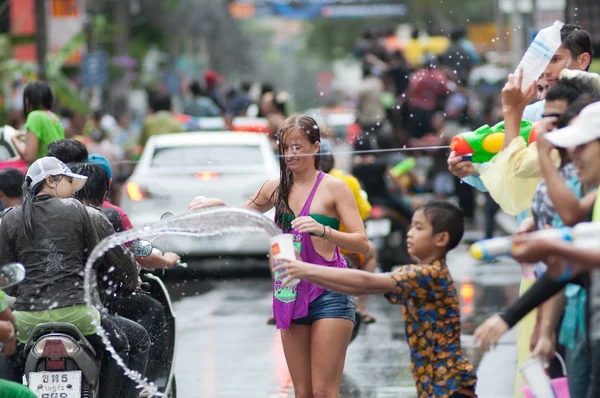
[
  {"left": 516, "top": 21, "right": 564, "bottom": 91},
  {"left": 469, "top": 222, "right": 600, "bottom": 261}
]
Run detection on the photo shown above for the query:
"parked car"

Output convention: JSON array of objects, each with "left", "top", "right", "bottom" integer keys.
[{"left": 120, "top": 132, "right": 279, "bottom": 261}]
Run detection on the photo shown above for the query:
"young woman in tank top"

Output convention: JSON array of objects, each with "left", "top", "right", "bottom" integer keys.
[{"left": 188, "top": 114, "right": 369, "bottom": 397}]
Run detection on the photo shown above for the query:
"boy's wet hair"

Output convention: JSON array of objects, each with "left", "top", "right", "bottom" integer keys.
[{"left": 418, "top": 201, "right": 465, "bottom": 251}]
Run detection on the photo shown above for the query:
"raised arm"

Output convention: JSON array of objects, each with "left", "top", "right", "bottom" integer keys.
[
  {"left": 500, "top": 70, "right": 537, "bottom": 150},
  {"left": 188, "top": 179, "right": 278, "bottom": 214},
  {"left": 273, "top": 258, "right": 397, "bottom": 295},
  {"left": 538, "top": 128, "right": 596, "bottom": 226}
]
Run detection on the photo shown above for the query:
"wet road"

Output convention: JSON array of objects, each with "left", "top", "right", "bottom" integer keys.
[{"left": 163, "top": 229, "right": 524, "bottom": 398}]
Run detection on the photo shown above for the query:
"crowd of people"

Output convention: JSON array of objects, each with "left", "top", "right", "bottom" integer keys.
[{"left": 1, "top": 18, "right": 600, "bottom": 398}]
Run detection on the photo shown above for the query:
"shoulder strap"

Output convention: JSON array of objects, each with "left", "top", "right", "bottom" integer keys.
[{"left": 298, "top": 172, "right": 325, "bottom": 216}]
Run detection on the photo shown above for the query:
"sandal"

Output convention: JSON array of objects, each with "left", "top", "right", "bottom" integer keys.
[
  {"left": 266, "top": 315, "right": 276, "bottom": 325},
  {"left": 359, "top": 312, "right": 377, "bottom": 324}
]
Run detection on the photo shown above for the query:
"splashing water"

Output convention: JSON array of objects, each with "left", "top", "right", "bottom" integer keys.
[{"left": 83, "top": 207, "right": 282, "bottom": 396}]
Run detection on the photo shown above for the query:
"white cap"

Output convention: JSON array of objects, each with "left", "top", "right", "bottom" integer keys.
[
  {"left": 26, "top": 157, "right": 88, "bottom": 192},
  {"left": 545, "top": 102, "right": 600, "bottom": 148}
]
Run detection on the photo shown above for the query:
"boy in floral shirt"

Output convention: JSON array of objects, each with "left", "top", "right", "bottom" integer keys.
[{"left": 275, "top": 201, "right": 477, "bottom": 397}]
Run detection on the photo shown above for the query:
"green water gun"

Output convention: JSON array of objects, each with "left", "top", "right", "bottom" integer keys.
[
  {"left": 390, "top": 158, "right": 416, "bottom": 177},
  {"left": 450, "top": 120, "right": 537, "bottom": 163}
]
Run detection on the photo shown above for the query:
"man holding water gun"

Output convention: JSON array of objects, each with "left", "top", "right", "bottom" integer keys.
[
  {"left": 447, "top": 24, "right": 593, "bottom": 398},
  {"left": 497, "top": 101, "right": 600, "bottom": 397},
  {"left": 448, "top": 24, "right": 593, "bottom": 190}
]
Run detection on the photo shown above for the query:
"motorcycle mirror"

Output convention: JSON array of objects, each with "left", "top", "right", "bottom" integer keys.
[
  {"left": 129, "top": 240, "right": 153, "bottom": 257},
  {"left": 0, "top": 263, "right": 26, "bottom": 289},
  {"left": 161, "top": 212, "right": 174, "bottom": 220}
]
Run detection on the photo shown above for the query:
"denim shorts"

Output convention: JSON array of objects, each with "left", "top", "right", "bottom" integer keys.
[{"left": 291, "top": 290, "right": 355, "bottom": 326}]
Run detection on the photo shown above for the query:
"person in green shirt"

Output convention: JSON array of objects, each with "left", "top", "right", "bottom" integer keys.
[
  {"left": 139, "top": 94, "right": 183, "bottom": 148},
  {"left": 11, "top": 81, "right": 65, "bottom": 164}
]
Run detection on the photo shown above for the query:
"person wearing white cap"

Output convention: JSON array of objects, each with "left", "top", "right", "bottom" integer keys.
[
  {"left": 508, "top": 101, "right": 600, "bottom": 396},
  {"left": 0, "top": 156, "right": 146, "bottom": 397}
]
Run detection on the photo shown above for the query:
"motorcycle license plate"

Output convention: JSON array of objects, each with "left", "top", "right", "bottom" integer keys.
[
  {"left": 366, "top": 219, "right": 391, "bottom": 238},
  {"left": 28, "top": 371, "right": 82, "bottom": 398}
]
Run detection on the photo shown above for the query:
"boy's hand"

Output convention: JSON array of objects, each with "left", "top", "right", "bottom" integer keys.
[
  {"left": 474, "top": 315, "right": 509, "bottom": 352},
  {"left": 272, "top": 257, "right": 313, "bottom": 285},
  {"left": 447, "top": 151, "right": 474, "bottom": 179}
]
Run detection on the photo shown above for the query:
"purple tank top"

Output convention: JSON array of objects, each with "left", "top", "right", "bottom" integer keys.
[{"left": 273, "top": 171, "right": 348, "bottom": 329}]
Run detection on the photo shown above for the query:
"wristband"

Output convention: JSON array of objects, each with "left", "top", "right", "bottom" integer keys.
[{"left": 320, "top": 224, "right": 326, "bottom": 238}]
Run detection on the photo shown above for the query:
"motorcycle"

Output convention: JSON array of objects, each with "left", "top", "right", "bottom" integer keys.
[
  {"left": 21, "top": 239, "right": 156, "bottom": 398},
  {"left": 138, "top": 249, "right": 180, "bottom": 398}
]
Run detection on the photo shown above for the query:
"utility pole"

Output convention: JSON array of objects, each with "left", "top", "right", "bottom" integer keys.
[
  {"left": 35, "top": 0, "right": 47, "bottom": 79},
  {"left": 510, "top": 0, "right": 525, "bottom": 68}
]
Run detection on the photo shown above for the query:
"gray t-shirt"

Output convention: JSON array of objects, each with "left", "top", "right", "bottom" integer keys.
[{"left": 0, "top": 196, "right": 97, "bottom": 311}]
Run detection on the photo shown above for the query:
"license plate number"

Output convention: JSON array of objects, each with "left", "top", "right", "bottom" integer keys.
[
  {"left": 366, "top": 219, "right": 392, "bottom": 238},
  {"left": 28, "top": 371, "right": 82, "bottom": 398}
]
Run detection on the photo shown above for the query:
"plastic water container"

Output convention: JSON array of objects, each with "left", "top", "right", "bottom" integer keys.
[
  {"left": 270, "top": 234, "right": 300, "bottom": 287},
  {"left": 516, "top": 21, "right": 564, "bottom": 91},
  {"left": 522, "top": 353, "right": 570, "bottom": 398}
]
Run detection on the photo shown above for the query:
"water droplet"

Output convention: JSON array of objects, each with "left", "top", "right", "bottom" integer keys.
[
  {"left": 410, "top": 114, "right": 414, "bottom": 118},
  {"left": 453, "top": 70, "right": 458, "bottom": 74},
  {"left": 319, "top": 92, "right": 324, "bottom": 96}
]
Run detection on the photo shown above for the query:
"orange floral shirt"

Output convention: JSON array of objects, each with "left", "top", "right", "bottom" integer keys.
[{"left": 384, "top": 259, "right": 477, "bottom": 397}]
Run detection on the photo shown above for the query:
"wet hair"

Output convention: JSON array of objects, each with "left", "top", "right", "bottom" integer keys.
[
  {"left": 450, "top": 27, "right": 466, "bottom": 42},
  {"left": 152, "top": 94, "right": 172, "bottom": 112},
  {"left": 241, "top": 82, "right": 252, "bottom": 92},
  {"left": 189, "top": 81, "right": 203, "bottom": 97},
  {"left": 0, "top": 168, "right": 24, "bottom": 198},
  {"left": 23, "top": 81, "right": 54, "bottom": 118},
  {"left": 321, "top": 154, "right": 334, "bottom": 173},
  {"left": 272, "top": 114, "right": 321, "bottom": 228},
  {"left": 411, "top": 28, "right": 420, "bottom": 40},
  {"left": 560, "top": 24, "right": 593, "bottom": 70},
  {"left": 558, "top": 95, "right": 600, "bottom": 129},
  {"left": 545, "top": 77, "right": 597, "bottom": 106},
  {"left": 70, "top": 163, "right": 110, "bottom": 207},
  {"left": 417, "top": 201, "right": 465, "bottom": 251},
  {"left": 47, "top": 139, "right": 89, "bottom": 164},
  {"left": 22, "top": 175, "right": 63, "bottom": 240},
  {"left": 261, "top": 83, "right": 274, "bottom": 96}
]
